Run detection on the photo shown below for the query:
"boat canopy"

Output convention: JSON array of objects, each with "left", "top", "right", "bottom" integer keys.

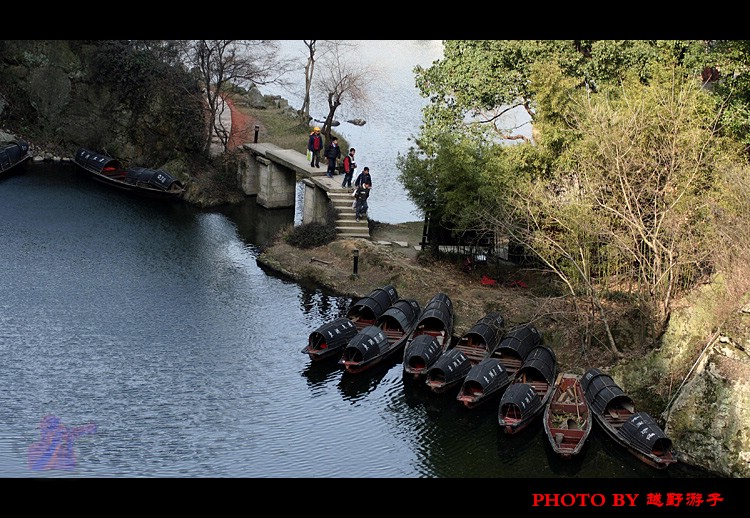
[
  {"left": 403, "top": 333, "right": 442, "bottom": 369},
  {"left": 1, "top": 139, "right": 30, "bottom": 172},
  {"left": 427, "top": 348, "right": 472, "bottom": 385},
  {"left": 376, "top": 298, "right": 421, "bottom": 334},
  {"left": 462, "top": 358, "right": 509, "bottom": 391},
  {"left": 346, "top": 285, "right": 398, "bottom": 322},
  {"left": 306, "top": 317, "right": 357, "bottom": 353},
  {"left": 500, "top": 382, "right": 542, "bottom": 418},
  {"left": 580, "top": 368, "right": 635, "bottom": 416},
  {"left": 618, "top": 412, "right": 673, "bottom": 454},
  {"left": 517, "top": 345, "right": 557, "bottom": 385},
  {"left": 413, "top": 292, "right": 453, "bottom": 333},
  {"left": 460, "top": 312, "right": 505, "bottom": 350},
  {"left": 75, "top": 148, "right": 122, "bottom": 172},
  {"left": 125, "top": 166, "right": 183, "bottom": 191},
  {"left": 342, "top": 325, "right": 388, "bottom": 363},
  {"left": 493, "top": 324, "right": 541, "bottom": 361}
]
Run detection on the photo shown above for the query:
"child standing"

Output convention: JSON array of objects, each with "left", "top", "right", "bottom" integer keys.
[{"left": 341, "top": 148, "right": 356, "bottom": 189}]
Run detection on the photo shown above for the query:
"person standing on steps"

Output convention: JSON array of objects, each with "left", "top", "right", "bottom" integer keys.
[
  {"left": 341, "top": 148, "right": 356, "bottom": 189},
  {"left": 307, "top": 127, "right": 323, "bottom": 168},
  {"left": 354, "top": 166, "right": 372, "bottom": 188},
  {"left": 324, "top": 137, "right": 341, "bottom": 178},
  {"left": 354, "top": 182, "right": 371, "bottom": 222}
]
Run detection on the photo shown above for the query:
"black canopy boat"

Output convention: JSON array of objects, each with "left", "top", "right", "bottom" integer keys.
[
  {"left": 486, "top": 323, "right": 541, "bottom": 378},
  {"left": 339, "top": 298, "right": 421, "bottom": 374},
  {"left": 0, "top": 137, "right": 31, "bottom": 179},
  {"left": 402, "top": 292, "right": 455, "bottom": 380},
  {"left": 425, "top": 311, "right": 505, "bottom": 394},
  {"left": 302, "top": 317, "right": 358, "bottom": 362},
  {"left": 72, "top": 148, "right": 184, "bottom": 199},
  {"left": 454, "top": 323, "right": 539, "bottom": 408},
  {"left": 497, "top": 344, "right": 558, "bottom": 434},
  {"left": 302, "top": 285, "right": 398, "bottom": 363},
  {"left": 345, "top": 285, "right": 399, "bottom": 331},
  {"left": 581, "top": 368, "right": 677, "bottom": 469},
  {"left": 455, "top": 357, "right": 512, "bottom": 409}
]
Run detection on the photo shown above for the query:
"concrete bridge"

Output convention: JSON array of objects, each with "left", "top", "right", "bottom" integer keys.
[{"left": 238, "top": 143, "right": 370, "bottom": 239}]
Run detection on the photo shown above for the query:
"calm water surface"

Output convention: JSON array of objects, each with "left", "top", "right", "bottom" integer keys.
[{"left": 0, "top": 163, "right": 713, "bottom": 479}]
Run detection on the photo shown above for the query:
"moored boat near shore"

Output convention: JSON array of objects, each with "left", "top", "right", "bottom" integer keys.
[
  {"left": 346, "top": 285, "right": 399, "bottom": 331},
  {"left": 302, "top": 317, "right": 358, "bottom": 362},
  {"left": 486, "top": 323, "right": 541, "bottom": 378},
  {"left": 402, "top": 292, "right": 454, "bottom": 380},
  {"left": 425, "top": 311, "right": 505, "bottom": 394},
  {"left": 581, "top": 368, "right": 677, "bottom": 469},
  {"left": 72, "top": 148, "right": 184, "bottom": 199},
  {"left": 543, "top": 372, "right": 592, "bottom": 459},
  {"left": 0, "top": 137, "right": 31, "bottom": 179},
  {"left": 455, "top": 357, "right": 511, "bottom": 409},
  {"left": 498, "top": 345, "right": 557, "bottom": 434},
  {"left": 340, "top": 298, "right": 421, "bottom": 374}
]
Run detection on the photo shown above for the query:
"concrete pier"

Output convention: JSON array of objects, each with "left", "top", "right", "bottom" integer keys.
[{"left": 239, "top": 143, "right": 369, "bottom": 239}]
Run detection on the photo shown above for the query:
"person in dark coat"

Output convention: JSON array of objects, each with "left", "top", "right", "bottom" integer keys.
[
  {"left": 324, "top": 137, "right": 341, "bottom": 178},
  {"left": 307, "top": 127, "right": 323, "bottom": 168},
  {"left": 354, "top": 166, "right": 372, "bottom": 188},
  {"left": 354, "top": 182, "right": 371, "bottom": 222}
]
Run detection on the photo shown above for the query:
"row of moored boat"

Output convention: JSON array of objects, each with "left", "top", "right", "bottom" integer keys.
[{"left": 303, "top": 284, "right": 677, "bottom": 470}]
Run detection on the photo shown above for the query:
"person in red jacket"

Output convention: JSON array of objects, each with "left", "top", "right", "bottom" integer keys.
[
  {"left": 307, "top": 127, "right": 323, "bottom": 168},
  {"left": 341, "top": 148, "right": 356, "bottom": 189}
]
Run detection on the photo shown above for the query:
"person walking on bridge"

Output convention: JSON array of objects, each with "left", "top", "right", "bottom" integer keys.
[{"left": 307, "top": 127, "right": 323, "bottom": 168}]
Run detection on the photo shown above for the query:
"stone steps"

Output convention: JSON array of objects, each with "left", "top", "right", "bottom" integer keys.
[{"left": 329, "top": 189, "right": 369, "bottom": 239}]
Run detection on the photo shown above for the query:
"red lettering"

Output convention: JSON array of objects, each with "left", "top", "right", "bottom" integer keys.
[{"left": 531, "top": 494, "right": 605, "bottom": 507}]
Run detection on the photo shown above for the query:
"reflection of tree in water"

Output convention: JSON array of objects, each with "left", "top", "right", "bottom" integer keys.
[
  {"left": 298, "top": 287, "right": 351, "bottom": 321},
  {"left": 27, "top": 415, "right": 97, "bottom": 472}
]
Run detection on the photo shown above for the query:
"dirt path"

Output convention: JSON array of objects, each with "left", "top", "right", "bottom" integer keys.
[{"left": 225, "top": 96, "right": 261, "bottom": 150}]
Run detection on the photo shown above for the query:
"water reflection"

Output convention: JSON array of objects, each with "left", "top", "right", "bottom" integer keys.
[
  {"left": 337, "top": 355, "right": 400, "bottom": 401},
  {"left": 301, "top": 358, "right": 341, "bottom": 388}
]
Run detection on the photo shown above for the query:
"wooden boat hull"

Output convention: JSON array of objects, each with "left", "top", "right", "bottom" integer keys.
[
  {"left": 403, "top": 292, "right": 454, "bottom": 379},
  {"left": 581, "top": 368, "right": 677, "bottom": 469},
  {"left": 72, "top": 148, "right": 184, "bottom": 199},
  {"left": 543, "top": 372, "right": 592, "bottom": 459},
  {"left": 340, "top": 298, "right": 421, "bottom": 374},
  {"left": 0, "top": 138, "right": 31, "bottom": 178},
  {"left": 498, "top": 345, "right": 557, "bottom": 434},
  {"left": 302, "top": 317, "right": 358, "bottom": 361}
]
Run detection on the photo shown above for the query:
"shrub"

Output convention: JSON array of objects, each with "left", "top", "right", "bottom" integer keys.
[{"left": 285, "top": 221, "right": 336, "bottom": 249}]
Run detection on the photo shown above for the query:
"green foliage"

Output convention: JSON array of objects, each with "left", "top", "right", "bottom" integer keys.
[{"left": 405, "top": 39, "right": 750, "bottom": 352}]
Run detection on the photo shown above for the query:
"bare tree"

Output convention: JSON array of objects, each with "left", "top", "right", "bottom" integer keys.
[
  {"left": 314, "top": 41, "right": 373, "bottom": 143},
  {"left": 189, "top": 40, "right": 294, "bottom": 154},
  {"left": 300, "top": 40, "right": 318, "bottom": 124}
]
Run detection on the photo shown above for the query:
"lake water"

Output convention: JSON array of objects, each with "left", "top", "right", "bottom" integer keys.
[{"left": 0, "top": 162, "right": 715, "bottom": 484}]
